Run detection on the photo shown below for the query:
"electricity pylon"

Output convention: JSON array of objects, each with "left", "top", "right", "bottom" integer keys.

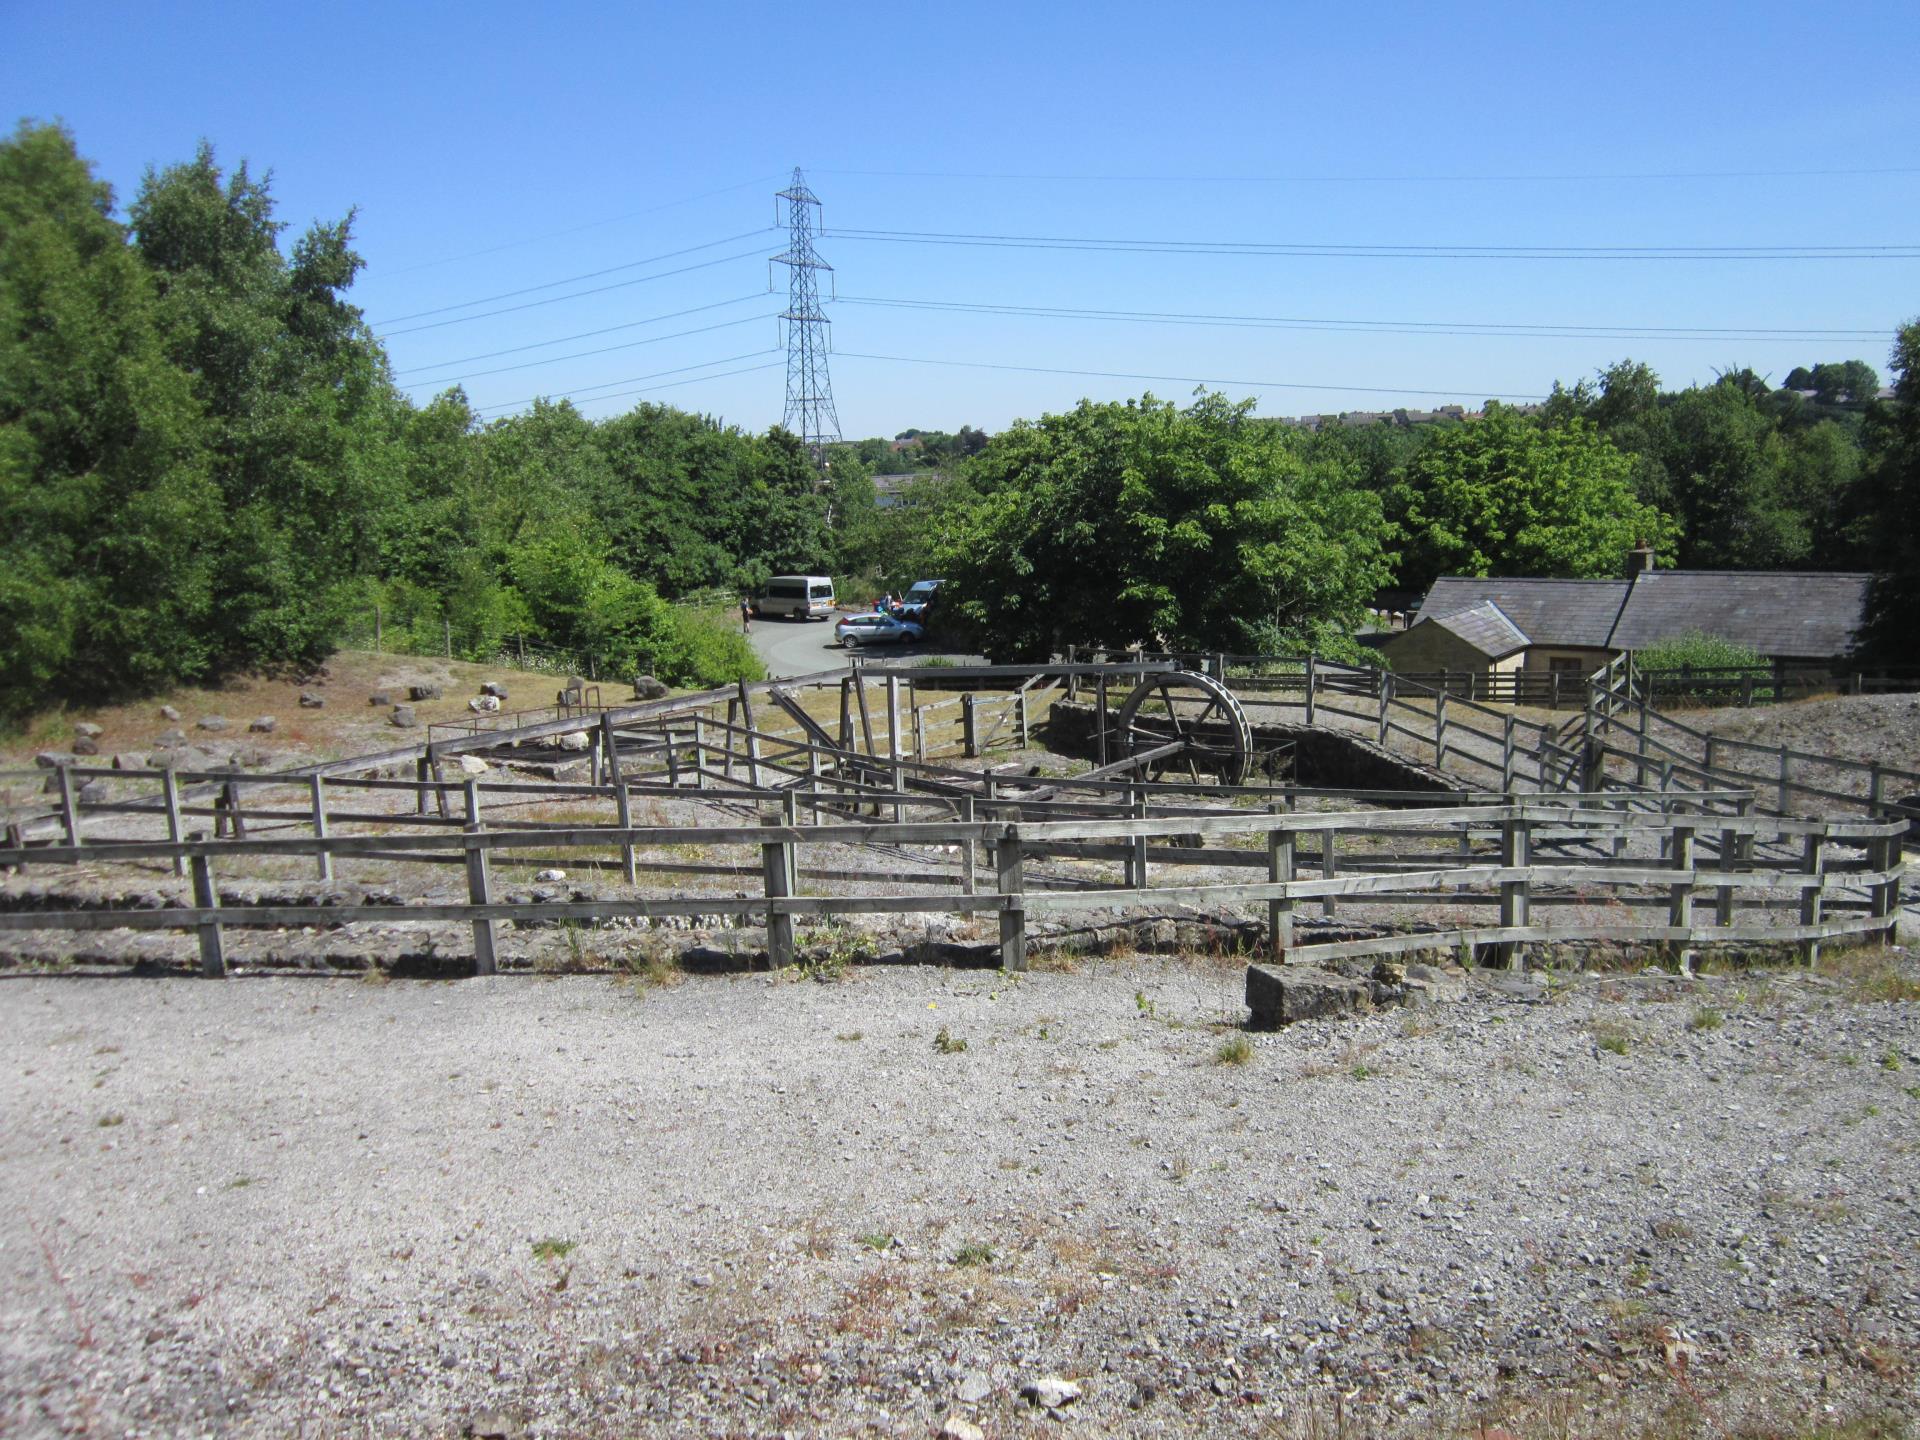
[{"left": 773, "top": 167, "right": 840, "bottom": 465}]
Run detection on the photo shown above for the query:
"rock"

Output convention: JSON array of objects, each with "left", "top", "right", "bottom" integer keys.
[
  {"left": 463, "top": 1414, "right": 525, "bottom": 1440},
  {"left": 1020, "top": 1375, "right": 1082, "bottom": 1410},
  {"left": 299, "top": 691, "right": 325, "bottom": 709},
  {"left": 938, "top": 1416, "right": 986, "bottom": 1440},
  {"left": 159, "top": 704, "right": 180, "bottom": 721},
  {"left": 468, "top": 695, "right": 501, "bottom": 714},
  {"left": 554, "top": 760, "right": 590, "bottom": 783},
  {"left": 368, "top": 691, "right": 392, "bottom": 707},
  {"left": 73, "top": 722, "right": 103, "bottom": 740},
  {"left": 1245, "top": 965, "right": 1373, "bottom": 1029},
  {"left": 480, "top": 681, "right": 509, "bottom": 699},
  {"left": 1403, "top": 962, "right": 1468, "bottom": 1007},
  {"left": 457, "top": 755, "right": 489, "bottom": 776},
  {"left": 390, "top": 705, "right": 418, "bottom": 728},
  {"left": 556, "top": 731, "right": 590, "bottom": 752},
  {"left": 956, "top": 1371, "right": 992, "bottom": 1404},
  {"left": 111, "top": 754, "right": 149, "bottom": 771},
  {"left": 158, "top": 729, "right": 187, "bottom": 748},
  {"left": 234, "top": 746, "right": 275, "bottom": 769},
  {"left": 196, "top": 716, "right": 228, "bottom": 733},
  {"left": 78, "top": 779, "right": 108, "bottom": 803},
  {"left": 535, "top": 869, "right": 567, "bottom": 882},
  {"left": 249, "top": 716, "right": 276, "bottom": 734},
  {"left": 34, "top": 751, "right": 76, "bottom": 769},
  {"left": 408, "top": 683, "right": 441, "bottom": 702},
  {"left": 71, "top": 736, "right": 100, "bottom": 756},
  {"left": 632, "top": 675, "right": 670, "bottom": 701}
]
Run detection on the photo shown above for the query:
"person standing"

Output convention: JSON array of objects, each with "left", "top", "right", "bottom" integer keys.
[{"left": 740, "top": 597, "right": 751, "bottom": 632}]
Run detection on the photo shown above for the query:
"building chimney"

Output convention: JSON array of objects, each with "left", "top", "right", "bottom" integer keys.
[{"left": 1625, "top": 539, "right": 1656, "bottom": 578}]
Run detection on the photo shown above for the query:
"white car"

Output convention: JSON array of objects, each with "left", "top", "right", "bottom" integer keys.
[{"left": 835, "top": 614, "right": 924, "bottom": 647}]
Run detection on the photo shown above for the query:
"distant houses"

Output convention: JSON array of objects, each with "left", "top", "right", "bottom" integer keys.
[{"left": 1380, "top": 551, "right": 1872, "bottom": 681}]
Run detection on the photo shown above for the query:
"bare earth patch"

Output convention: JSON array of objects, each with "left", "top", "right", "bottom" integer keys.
[{"left": 2, "top": 959, "right": 1916, "bottom": 1438}]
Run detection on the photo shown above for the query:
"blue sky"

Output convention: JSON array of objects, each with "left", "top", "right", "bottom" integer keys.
[{"left": 5, "top": 0, "right": 1916, "bottom": 437}]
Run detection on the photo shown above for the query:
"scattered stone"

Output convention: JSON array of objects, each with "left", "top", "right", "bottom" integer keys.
[
  {"left": 159, "top": 704, "right": 180, "bottom": 721},
  {"left": 234, "top": 746, "right": 276, "bottom": 769},
  {"left": 1403, "top": 961, "right": 1468, "bottom": 1007},
  {"left": 73, "top": 722, "right": 104, "bottom": 740},
  {"left": 1020, "top": 1375, "right": 1082, "bottom": 1410},
  {"left": 556, "top": 731, "right": 591, "bottom": 752},
  {"left": 77, "top": 779, "right": 108, "bottom": 804},
  {"left": 157, "top": 729, "right": 187, "bottom": 748},
  {"left": 111, "top": 754, "right": 148, "bottom": 771},
  {"left": 299, "top": 691, "right": 325, "bottom": 709},
  {"left": 480, "top": 681, "right": 509, "bottom": 700},
  {"left": 71, "top": 736, "right": 100, "bottom": 757},
  {"left": 33, "top": 751, "right": 75, "bottom": 769},
  {"left": 534, "top": 869, "right": 567, "bottom": 882},
  {"left": 468, "top": 695, "right": 501, "bottom": 714},
  {"left": 390, "top": 705, "right": 418, "bottom": 728},
  {"left": 408, "top": 683, "right": 441, "bottom": 702},
  {"left": 457, "top": 755, "right": 489, "bottom": 776},
  {"left": 554, "top": 760, "right": 590, "bottom": 783},
  {"left": 368, "top": 691, "right": 393, "bottom": 707},
  {"left": 249, "top": 716, "right": 276, "bottom": 734},
  {"left": 956, "top": 1371, "right": 992, "bottom": 1404},
  {"left": 937, "top": 1415, "right": 985, "bottom": 1440},
  {"left": 463, "top": 1414, "right": 525, "bottom": 1440},
  {"left": 633, "top": 675, "right": 670, "bottom": 701},
  {"left": 1245, "top": 965, "right": 1372, "bottom": 1029},
  {"left": 196, "top": 716, "right": 229, "bottom": 733}
]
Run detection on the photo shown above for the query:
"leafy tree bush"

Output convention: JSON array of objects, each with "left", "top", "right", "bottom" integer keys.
[{"left": 934, "top": 392, "right": 1392, "bottom": 661}]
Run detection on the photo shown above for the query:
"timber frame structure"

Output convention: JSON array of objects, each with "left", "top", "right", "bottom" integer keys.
[{"left": 1, "top": 655, "right": 1910, "bottom": 978}]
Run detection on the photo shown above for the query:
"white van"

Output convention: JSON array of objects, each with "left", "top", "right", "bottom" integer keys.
[{"left": 754, "top": 575, "right": 836, "bottom": 620}]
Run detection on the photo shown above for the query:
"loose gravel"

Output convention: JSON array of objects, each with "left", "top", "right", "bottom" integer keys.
[{"left": 4, "top": 956, "right": 1918, "bottom": 1438}]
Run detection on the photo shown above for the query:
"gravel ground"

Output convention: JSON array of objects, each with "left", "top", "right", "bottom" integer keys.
[{"left": 4, "top": 957, "right": 1918, "bottom": 1439}]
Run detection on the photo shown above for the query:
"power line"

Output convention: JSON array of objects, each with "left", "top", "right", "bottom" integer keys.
[
  {"left": 773, "top": 168, "right": 841, "bottom": 459},
  {"left": 371, "top": 227, "right": 775, "bottom": 327},
  {"left": 398, "top": 313, "right": 781, "bottom": 388},
  {"left": 394, "top": 293, "right": 769, "bottom": 375},
  {"left": 828, "top": 227, "right": 1920, "bottom": 261},
  {"left": 384, "top": 174, "right": 786, "bottom": 276},
  {"left": 377, "top": 249, "right": 775, "bottom": 337},
  {"left": 833, "top": 350, "right": 1548, "bottom": 402},
  {"left": 815, "top": 164, "right": 1920, "bottom": 185},
  {"left": 835, "top": 294, "right": 1891, "bottom": 343},
  {"left": 472, "top": 349, "right": 785, "bottom": 416}
]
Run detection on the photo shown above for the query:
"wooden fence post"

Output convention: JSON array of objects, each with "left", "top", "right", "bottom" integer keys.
[
  {"left": 601, "top": 714, "right": 636, "bottom": 884},
  {"left": 692, "top": 715, "right": 708, "bottom": 791},
  {"left": 996, "top": 829, "right": 1026, "bottom": 972},
  {"left": 762, "top": 812, "right": 795, "bottom": 969},
  {"left": 1016, "top": 690, "right": 1029, "bottom": 750},
  {"left": 1869, "top": 830, "right": 1899, "bottom": 944},
  {"left": 1434, "top": 689, "right": 1449, "bottom": 769},
  {"left": 1777, "top": 745, "right": 1791, "bottom": 813},
  {"left": 465, "top": 783, "right": 496, "bottom": 976},
  {"left": 1799, "top": 830, "right": 1825, "bottom": 968},
  {"left": 1304, "top": 653, "right": 1317, "bottom": 728},
  {"left": 1377, "top": 676, "right": 1391, "bottom": 747},
  {"left": 1668, "top": 824, "right": 1694, "bottom": 972},
  {"left": 885, "top": 676, "right": 901, "bottom": 763},
  {"left": 190, "top": 852, "right": 225, "bottom": 978},
  {"left": 1868, "top": 761, "right": 1884, "bottom": 819},
  {"left": 1320, "top": 828, "right": 1338, "bottom": 919},
  {"left": 963, "top": 693, "right": 979, "bottom": 758},
  {"left": 1064, "top": 644, "right": 1079, "bottom": 702},
  {"left": 1501, "top": 716, "right": 1516, "bottom": 794},
  {"left": 1127, "top": 785, "right": 1149, "bottom": 890},
  {"left": 161, "top": 767, "right": 186, "bottom": 877},
  {"left": 1267, "top": 815, "right": 1295, "bottom": 961},
  {"left": 1095, "top": 671, "right": 1109, "bottom": 767},
  {"left": 53, "top": 763, "right": 81, "bottom": 849},
  {"left": 958, "top": 794, "right": 976, "bottom": 897},
  {"left": 1716, "top": 822, "right": 1737, "bottom": 927},
  {"left": 1497, "top": 813, "right": 1531, "bottom": 969},
  {"left": 310, "top": 774, "right": 333, "bottom": 882}
]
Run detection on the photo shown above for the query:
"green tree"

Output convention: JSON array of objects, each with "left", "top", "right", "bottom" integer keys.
[
  {"left": 0, "top": 122, "right": 219, "bottom": 716},
  {"left": 1859, "top": 320, "right": 1920, "bottom": 658},
  {"left": 130, "top": 142, "right": 395, "bottom": 668},
  {"left": 936, "top": 392, "right": 1391, "bottom": 661},
  {"left": 1391, "top": 405, "right": 1676, "bottom": 589}
]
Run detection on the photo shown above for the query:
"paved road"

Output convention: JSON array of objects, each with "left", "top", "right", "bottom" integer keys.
[{"left": 743, "top": 613, "right": 982, "bottom": 680}]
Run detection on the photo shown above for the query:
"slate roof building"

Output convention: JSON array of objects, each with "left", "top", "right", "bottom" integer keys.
[{"left": 1380, "top": 564, "right": 1872, "bottom": 679}]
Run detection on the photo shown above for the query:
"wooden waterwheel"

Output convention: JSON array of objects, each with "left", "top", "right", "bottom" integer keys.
[{"left": 1114, "top": 669, "right": 1256, "bottom": 785}]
